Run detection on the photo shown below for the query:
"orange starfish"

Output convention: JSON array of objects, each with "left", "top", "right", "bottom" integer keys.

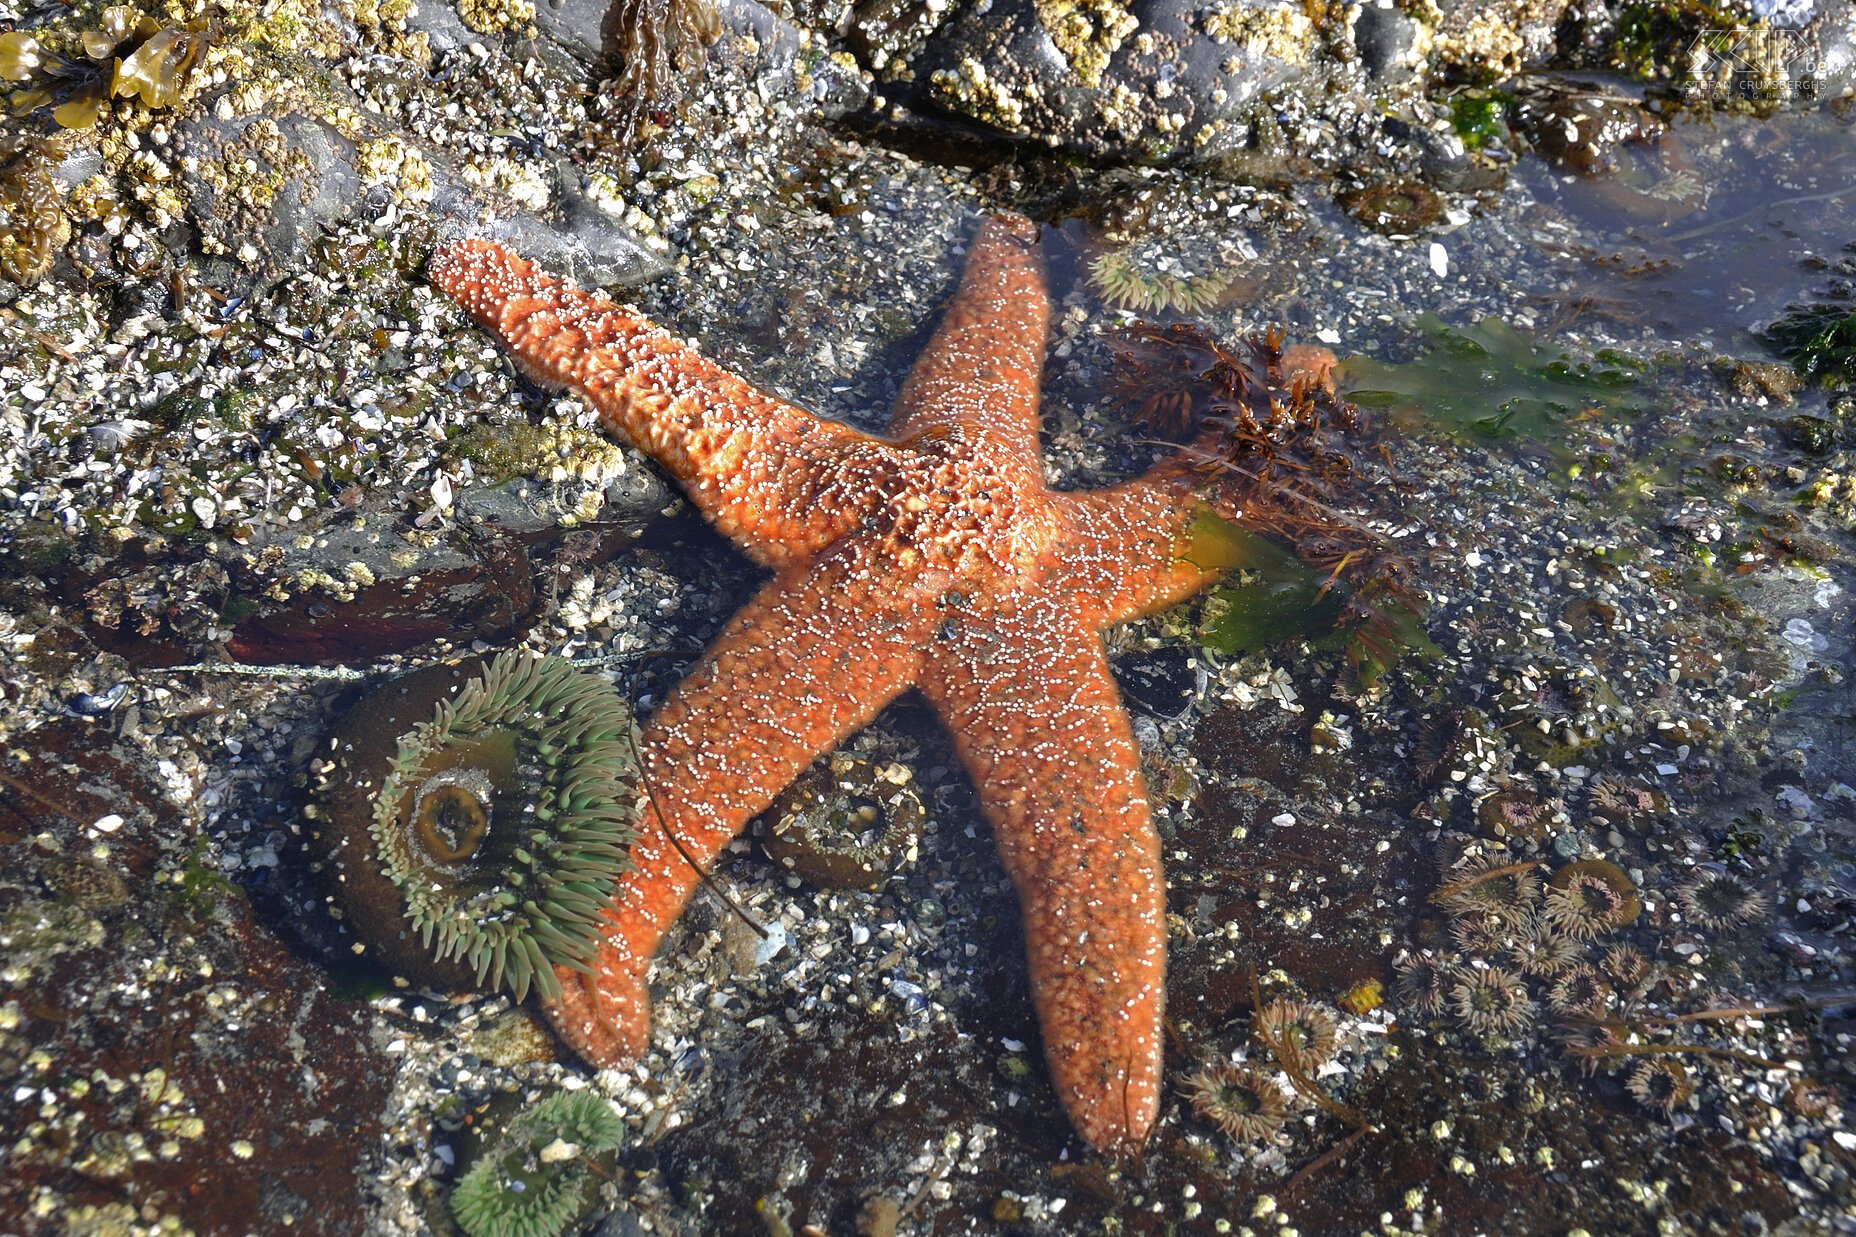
[{"left": 429, "top": 217, "right": 1240, "bottom": 1153}]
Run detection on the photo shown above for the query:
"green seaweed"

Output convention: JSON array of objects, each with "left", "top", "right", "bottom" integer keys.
[
  {"left": 1449, "top": 91, "right": 1511, "bottom": 151},
  {"left": 1763, "top": 303, "right": 1856, "bottom": 387},
  {"left": 1339, "top": 315, "right": 1649, "bottom": 445},
  {"left": 1186, "top": 513, "right": 1437, "bottom": 688}
]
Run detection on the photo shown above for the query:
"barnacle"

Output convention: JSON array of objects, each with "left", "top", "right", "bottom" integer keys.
[
  {"left": 761, "top": 752, "right": 923, "bottom": 891},
  {"left": 1543, "top": 859, "right": 1640, "bottom": 940},
  {"left": 451, "top": 1090, "right": 626, "bottom": 1237},
  {"left": 0, "top": 134, "right": 70, "bottom": 284},
  {"left": 1625, "top": 1058, "right": 1694, "bottom": 1115},
  {"left": 1449, "top": 965, "right": 1533, "bottom": 1037},
  {"left": 606, "top": 0, "right": 721, "bottom": 137},
  {"left": 310, "top": 651, "right": 640, "bottom": 1003},
  {"left": 1338, "top": 180, "right": 1442, "bottom": 236},
  {"left": 1180, "top": 1064, "right": 1287, "bottom": 1143},
  {"left": 1677, "top": 868, "right": 1769, "bottom": 930},
  {"left": 1252, "top": 999, "right": 1339, "bottom": 1070}
]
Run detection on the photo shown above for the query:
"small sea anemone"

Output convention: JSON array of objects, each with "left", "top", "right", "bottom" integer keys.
[
  {"left": 1588, "top": 775, "right": 1662, "bottom": 827},
  {"left": 1451, "top": 913, "right": 1509, "bottom": 954},
  {"left": 1677, "top": 869, "right": 1769, "bottom": 930},
  {"left": 1508, "top": 917, "right": 1580, "bottom": 978},
  {"left": 1394, "top": 952, "right": 1458, "bottom": 1016},
  {"left": 1543, "top": 859, "right": 1641, "bottom": 940},
  {"left": 451, "top": 1090, "right": 626, "bottom": 1237},
  {"left": 1545, "top": 964, "right": 1608, "bottom": 1016},
  {"left": 1600, "top": 943, "right": 1649, "bottom": 989},
  {"left": 1253, "top": 1000, "right": 1339, "bottom": 1069},
  {"left": 311, "top": 651, "right": 640, "bottom": 1003},
  {"left": 1087, "top": 243, "right": 1237, "bottom": 315},
  {"left": 1338, "top": 181, "right": 1443, "bottom": 235},
  {"left": 606, "top": 0, "right": 721, "bottom": 137},
  {"left": 1625, "top": 1058, "right": 1694, "bottom": 1115},
  {"left": 0, "top": 134, "right": 68, "bottom": 284},
  {"left": 1554, "top": 1020, "right": 1623, "bottom": 1075},
  {"left": 1180, "top": 1064, "right": 1287, "bottom": 1143},
  {"left": 1437, "top": 855, "right": 1540, "bottom": 926},
  {"left": 761, "top": 753, "right": 923, "bottom": 892},
  {"left": 1449, "top": 966, "right": 1534, "bottom": 1038},
  {"left": 1475, "top": 790, "right": 1552, "bottom": 841}
]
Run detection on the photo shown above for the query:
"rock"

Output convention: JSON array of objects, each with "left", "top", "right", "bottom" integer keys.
[
  {"left": 0, "top": 721, "right": 396, "bottom": 1236},
  {"left": 225, "top": 498, "right": 537, "bottom": 665},
  {"left": 900, "top": 0, "right": 1332, "bottom": 163}
]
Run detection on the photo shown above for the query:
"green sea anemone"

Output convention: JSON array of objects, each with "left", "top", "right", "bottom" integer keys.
[
  {"left": 1543, "top": 859, "right": 1641, "bottom": 940},
  {"left": 311, "top": 651, "right": 640, "bottom": 1002},
  {"left": 1087, "top": 242, "right": 1237, "bottom": 315},
  {"left": 451, "top": 1090, "right": 626, "bottom": 1237}
]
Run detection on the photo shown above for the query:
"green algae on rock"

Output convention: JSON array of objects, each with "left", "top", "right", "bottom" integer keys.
[{"left": 310, "top": 651, "right": 641, "bottom": 1003}]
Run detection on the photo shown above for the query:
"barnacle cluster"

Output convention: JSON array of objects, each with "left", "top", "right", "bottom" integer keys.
[
  {"left": 1111, "top": 322, "right": 1433, "bottom": 686},
  {"left": 606, "top": 0, "right": 721, "bottom": 137},
  {"left": 0, "top": 134, "right": 70, "bottom": 284},
  {"left": 310, "top": 651, "right": 641, "bottom": 1003},
  {"left": 451, "top": 1090, "right": 626, "bottom": 1237},
  {"left": 0, "top": 6, "right": 219, "bottom": 131}
]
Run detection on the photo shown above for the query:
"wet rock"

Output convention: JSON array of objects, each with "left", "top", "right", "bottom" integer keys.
[
  {"left": 1352, "top": 3, "right": 1423, "bottom": 82},
  {"left": 225, "top": 499, "right": 537, "bottom": 665},
  {"left": 522, "top": 0, "right": 866, "bottom": 118},
  {"left": 899, "top": 0, "right": 1333, "bottom": 163},
  {"left": 0, "top": 721, "right": 395, "bottom": 1236},
  {"left": 1428, "top": 0, "right": 1571, "bottom": 77}
]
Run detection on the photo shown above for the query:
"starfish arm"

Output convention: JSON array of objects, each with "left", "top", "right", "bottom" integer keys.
[
  {"left": 914, "top": 591, "right": 1165, "bottom": 1154},
  {"left": 1055, "top": 471, "right": 1222, "bottom": 629},
  {"left": 430, "top": 240, "right": 896, "bottom": 566},
  {"left": 888, "top": 216, "right": 1051, "bottom": 485},
  {"left": 544, "top": 542, "right": 934, "bottom": 1065}
]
